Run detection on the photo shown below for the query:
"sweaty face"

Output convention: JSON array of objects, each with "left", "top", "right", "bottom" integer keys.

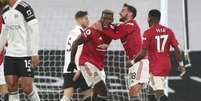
[
  {"left": 101, "top": 14, "right": 113, "bottom": 28},
  {"left": 119, "top": 6, "right": 128, "bottom": 22}
]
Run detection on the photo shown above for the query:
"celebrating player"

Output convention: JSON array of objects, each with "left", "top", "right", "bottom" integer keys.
[
  {"left": 94, "top": 4, "right": 149, "bottom": 101},
  {"left": 61, "top": 11, "right": 93, "bottom": 101},
  {"left": 69, "top": 9, "right": 114, "bottom": 101},
  {"left": 133, "top": 9, "right": 185, "bottom": 101},
  {"left": 0, "top": 0, "right": 40, "bottom": 101}
]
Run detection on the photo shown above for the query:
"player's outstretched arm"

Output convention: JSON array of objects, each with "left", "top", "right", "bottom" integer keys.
[
  {"left": 101, "top": 24, "right": 133, "bottom": 40},
  {"left": 69, "top": 36, "right": 83, "bottom": 72},
  {"left": 93, "top": 21, "right": 133, "bottom": 40}
]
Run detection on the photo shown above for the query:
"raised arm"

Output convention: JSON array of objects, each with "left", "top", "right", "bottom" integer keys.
[{"left": 101, "top": 24, "right": 133, "bottom": 40}]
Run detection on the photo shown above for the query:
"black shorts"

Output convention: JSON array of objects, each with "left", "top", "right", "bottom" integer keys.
[
  {"left": 4, "top": 56, "right": 34, "bottom": 77},
  {"left": 63, "top": 73, "right": 90, "bottom": 92}
]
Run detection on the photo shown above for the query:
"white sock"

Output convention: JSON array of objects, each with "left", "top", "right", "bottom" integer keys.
[
  {"left": 27, "top": 90, "right": 41, "bottom": 101},
  {"left": 60, "top": 96, "right": 72, "bottom": 101},
  {"left": 9, "top": 91, "right": 20, "bottom": 101}
]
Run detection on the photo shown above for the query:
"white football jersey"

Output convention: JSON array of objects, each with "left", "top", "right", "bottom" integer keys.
[
  {"left": 1, "top": 0, "right": 39, "bottom": 57},
  {"left": 63, "top": 25, "right": 84, "bottom": 73}
]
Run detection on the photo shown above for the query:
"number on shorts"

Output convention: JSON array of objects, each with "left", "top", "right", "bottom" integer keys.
[
  {"left": 24, "top": 60, "right": 31, "bottom": 72},
  {"left": 155, "top": 35, "right": 168, "bottom": 53}
]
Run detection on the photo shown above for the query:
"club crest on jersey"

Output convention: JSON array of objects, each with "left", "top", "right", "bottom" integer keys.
[
  {"left": 99, "top": 36, "right": 102, "bottom": 40},
  {"left": 14, "top": 14, "right": 19, "bottom": 18}
]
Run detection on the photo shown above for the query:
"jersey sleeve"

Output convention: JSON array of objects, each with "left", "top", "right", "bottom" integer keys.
[
  {"left": 169, "top": 29, "right": 179, "bottom": 48},
  {"left": 65, "top": 30, "right": 79, "bottom": 51},
  {"left": 142, "top": 30, "right": 150, "bottom": 49},
  {"left": 81, "top": 28, "right": 92, "bottom": 42},
  {"left": 16, "top": 2, "right": 36, "bottom": 22},
  {"left": 101, "top": 24, "right": 134, "bottom": 40}
]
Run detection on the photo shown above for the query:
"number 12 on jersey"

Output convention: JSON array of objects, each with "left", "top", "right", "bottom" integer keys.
[{"left": 155, "top": 35, "right": 168, "bottom": 53}]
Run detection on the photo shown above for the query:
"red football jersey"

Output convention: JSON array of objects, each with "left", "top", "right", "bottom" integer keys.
[
  {"left": 101, "top": 20, "right": 142, "bottom": 60},
  {"left": 0, "top": 16, "right": 4, "bottom": 65},
  {"left": 142, "top": 24, "right": 179, "bottom": 76},
  {"left": 79, "top": 27, "right": 112, "bottom": 70}
]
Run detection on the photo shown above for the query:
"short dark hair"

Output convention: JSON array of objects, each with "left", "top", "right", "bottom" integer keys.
[
  {"left": 102, "top": 9, "right": 113, "bottom": 18},
  {"left": 148, "top": 9, "right": 161, "bottom": 20},
  {"left": 124, "top": 3, "right": 137, "bottom": 18},
  {"left": 75, "top": 11, "right": 88, "bottom": 19}
]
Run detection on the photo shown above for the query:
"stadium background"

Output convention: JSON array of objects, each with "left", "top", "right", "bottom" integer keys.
[{"left": 2, "top": 0, "right": 201, "bottom": 101}]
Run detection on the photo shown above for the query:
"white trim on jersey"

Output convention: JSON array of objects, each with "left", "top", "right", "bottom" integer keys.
[
  {"left": 63, "top": 25, "right": 84, "bottom": 73},
  {"left": 2, "top": 0, "right": 39, "bottom": 57}
]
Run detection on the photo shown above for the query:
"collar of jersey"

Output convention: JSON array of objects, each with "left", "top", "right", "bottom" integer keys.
[{"left": 75, "top": 25, "right": 84, "bottom": 31}]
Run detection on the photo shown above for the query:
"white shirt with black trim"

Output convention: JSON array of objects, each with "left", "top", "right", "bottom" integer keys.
[
  {"left": 0, "top": 0, "right": 39, "bottom": 57},
  {"left": 63, "top": 25, "right": 84, "bottom": 73}
]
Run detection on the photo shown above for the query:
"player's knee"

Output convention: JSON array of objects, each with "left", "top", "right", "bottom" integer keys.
[
  {"left": 82, "top": 88, "right": 93, "bottom": 97},
  {"left": 7, "top": 82, "right": 18, "bottom": 92},
  {"left": 22, "top": 82, "right": 33, "bottom": 94},
  {"left": 129, "top": 84, "right": 142, "bottom": 96},
  {"left": 94, "top": 80, "right": 107, "bottom": 96},
  {"left": 23, "top": 86, "right": 33, "bottom": 94},
  {"left": 154, "top": 90, "right": 164, "bottom": 97},
  {"left": 21, "top": 78, "right": 33, "bottom": 94},
  {"left": 63, "top": 88, "right": 74, "bottom": 97}
]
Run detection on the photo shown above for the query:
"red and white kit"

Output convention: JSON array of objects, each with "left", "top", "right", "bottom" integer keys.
[
  {"left": 101, "top": 20, "right": 149, "bottom": 88},
  {"left": 142, "top": 24, "right": 179, "bottom": 90},
  {"left": 79, "top": 27, "right": 112, "bottom": 86}
]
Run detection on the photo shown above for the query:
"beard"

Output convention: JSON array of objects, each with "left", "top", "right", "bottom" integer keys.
[{"left": 119, "top": 17, "right": 127, "bottom": 22}]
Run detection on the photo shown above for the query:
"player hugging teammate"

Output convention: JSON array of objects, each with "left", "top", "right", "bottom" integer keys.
[
  {"left": 63, "top": 10, "right": 115, "bottom": 101},
  {"left": 93, "top": 4, "right": 185, "bottom": 101}
]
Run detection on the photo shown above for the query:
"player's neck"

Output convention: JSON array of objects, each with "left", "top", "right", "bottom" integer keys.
[
  {"left": 150, "top": 22, "right": 159, "bottom": 27},
  {"left": 125, "top": 17, "right": 133, "bottom": 23},
  {"left": 8, "top": 0, "right": 17, "bottom": 7}
]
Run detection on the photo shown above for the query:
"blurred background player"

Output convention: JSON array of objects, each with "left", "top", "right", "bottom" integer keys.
[
  {"left": 69, "top": 9, "right": 114, "bottom": 101},
  {"left": 94, "top": 4, "right": 149, "bottom": 101},
  {"left": 0, "top": 2, "right": 8, "bottom": 100},
  {"left": 61, "top": 11, "right": 92, "bottom": 101},
  {"left": 133, "top": 9, "right": 185, "bottom": 101},
  {"left": 0, "top": 0, "right": 40, "bottom": 101}
]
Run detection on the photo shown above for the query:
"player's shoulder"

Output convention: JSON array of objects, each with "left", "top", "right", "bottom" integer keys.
[
  {"left": 15, "top": 1, "right": 33, "bottom": 14},
  {"left": 70, "top": 25, "right": 83, "bottom": 34},
  {"left": 2, "top": 5, "right": 9, "bottom": 15},
  {"left": 144, "top": 28, "right": 152, "bottom": 36}
]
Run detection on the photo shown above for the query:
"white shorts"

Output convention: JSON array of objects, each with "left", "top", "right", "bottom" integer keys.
[
  {"left": 80, "top": 62, "right": 106, "bottom": 87},
  {"left": 149, "top": 74, "right": 166, "bottom": 91},
  {"left": 128, "top": 59, "right": 149, "bottom": 88},
  {"left": 0, "top": 63, "right": 6, "bottom": 85}
]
